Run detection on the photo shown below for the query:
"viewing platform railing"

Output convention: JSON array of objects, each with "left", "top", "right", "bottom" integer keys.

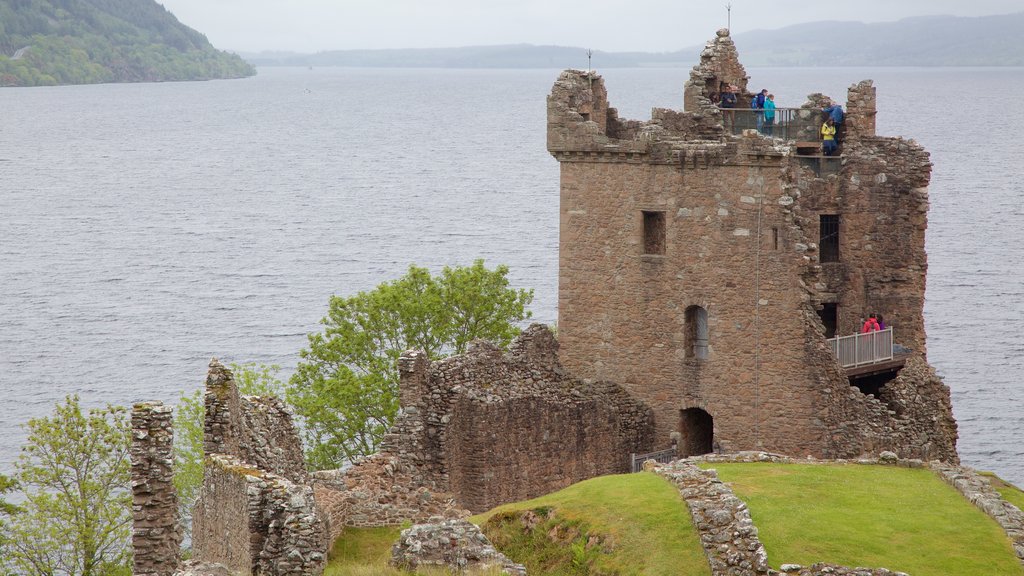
[
  {"left": 718, "top": 106, "right": 824, "bottom": 141},
  {"left": 630, "top": 447, "right": 677, "bottom": 472},
  {"left": 826, "top": 328, "right": 894, "bottom": 369}
]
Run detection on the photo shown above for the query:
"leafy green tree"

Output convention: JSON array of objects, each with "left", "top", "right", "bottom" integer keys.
[
  {"left": 288, "top": 260, "right": 533, "bottom": 469},
  {"left": 173, "top": 363, "right": 285, "bottom": 547},
  {"left": 2, "top": 396, "right": 131, "bottom": 576},
  {"left": 0, "top": 473, "right": 21, "bottom": 570}
]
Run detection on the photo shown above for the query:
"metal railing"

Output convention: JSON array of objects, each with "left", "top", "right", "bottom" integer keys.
[
  {"left": 630, "top": 447, "right": 677, "bottom": 472},
  {"left": 717, "top": 107, "right": 824, "bottom": 141},
  {"left": 826, "top": 328, "right": 894, "bottom": 368}
]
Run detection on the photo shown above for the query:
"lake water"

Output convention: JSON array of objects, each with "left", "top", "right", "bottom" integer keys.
[{"left": 1, "top": 66, "right": 1022, "bottom": 485}]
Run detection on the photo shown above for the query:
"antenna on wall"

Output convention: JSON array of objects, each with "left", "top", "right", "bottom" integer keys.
[
  {"left": 726, "top": 3, "right": 732, "bottom": 31},
  {"left": 587, "top": 49, "right": 593, "bottom": 90}
]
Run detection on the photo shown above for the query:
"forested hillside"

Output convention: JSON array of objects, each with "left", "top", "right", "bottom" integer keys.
[{"left": 0, "top": 0, "right": 254, "bottom": 87}]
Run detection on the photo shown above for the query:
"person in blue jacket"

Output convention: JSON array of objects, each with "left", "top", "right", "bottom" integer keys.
[
  {"left": 752, "top": 88, "right": 768, "bottom": 132},
  {"left": 823, "top": 100, "right": 845, "bottom": 144},
  {"left": 763, "top": 93, "right": 776, "bottom": 136}
]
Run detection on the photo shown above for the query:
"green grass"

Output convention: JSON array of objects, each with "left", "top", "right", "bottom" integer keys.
[
  {"left": 982, "top": 472, "right": 1024, "bottom": 512},
  {"left": 323, "top": 526, "right": 403, "bottom": 576},
  {"left": 703, "top": 463, "right": 1024, "bottom": 576},
  {"left": 472, "top": 472, "right": 709, "bottom": 576}
]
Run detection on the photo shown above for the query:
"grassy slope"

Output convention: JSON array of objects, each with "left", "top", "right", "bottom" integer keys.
[
  {"left": 324, "top": 465, "right": 1024, "bottom": 575},
  {"left": 473, "top": 472, "right": 709, "bottom": 576},
  {"left": 705, "top": 463, "right": 1023, "bottom": 576}
]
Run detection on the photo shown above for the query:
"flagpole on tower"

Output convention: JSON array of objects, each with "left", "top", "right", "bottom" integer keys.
[{"left": 726, "top": 3, "right": 732, "bottom": 31}]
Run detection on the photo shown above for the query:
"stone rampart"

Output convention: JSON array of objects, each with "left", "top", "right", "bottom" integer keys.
[
  {"left": 131, "top": 402, "right": 182, "bottom": 576},
  {"left": 382, "top": 324, "right": 656, "bottom": 513}
]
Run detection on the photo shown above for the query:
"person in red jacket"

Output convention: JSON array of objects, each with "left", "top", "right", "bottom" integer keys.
[{"left": 862, "top": 314, "right": 881, "bottom": 333}]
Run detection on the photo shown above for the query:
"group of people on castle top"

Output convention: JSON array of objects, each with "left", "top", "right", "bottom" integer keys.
[
  {"left": 821, "top": 100, "right": 845, "bottom": 156},
  {"left": 861, "top": 313, "right": 886, "bottom": 333},
  {"left": 713, "top": 84, "right": 779, "bottom": 135}
]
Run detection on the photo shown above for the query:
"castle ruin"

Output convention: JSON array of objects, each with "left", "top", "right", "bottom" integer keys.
[
  {"left": 129, "top": 29, "right": 963, "bottom": 576},
  {"left": 547, "top": 28, "right": 957, "bottom": 461}
]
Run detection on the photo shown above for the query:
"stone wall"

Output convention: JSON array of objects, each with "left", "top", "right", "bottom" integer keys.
[
  {"left": 191, "top": 455, "right": 328, "bottom": 576},
  {"left": 684, "top": 28, "right": 751, "bottom": 112},
  {"left": 130, "top": 360, "right": 330, "bottom": 576},
  {"left": 547, "top": 29, "right": 958, "bottom": 464},
  {"left": 391, "top": 519, "right": 527, "bottom": 575},
  {"left": 203, "top": 359, "right": 307, "bottom": 483},
  {"left": 131, "top": 402, "right": 182, "bottom": 576},
  {"left": 379, "top": 324, "right": 656, "bottom": 513}
]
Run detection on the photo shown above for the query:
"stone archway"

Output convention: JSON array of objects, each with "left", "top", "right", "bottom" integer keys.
[{"left": 679, "top": 408, "right": 714, "bottom": 457}]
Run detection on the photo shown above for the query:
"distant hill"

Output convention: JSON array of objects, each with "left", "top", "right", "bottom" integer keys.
[
  {"left": 0, "top": 0, "right": 255, "bottom": 87},
  {"left": 244, "top": 12, "right": 1024, "bottom": 69},
  {"left": 730, "top": 12, "right": 1024, "bottom": 66}
]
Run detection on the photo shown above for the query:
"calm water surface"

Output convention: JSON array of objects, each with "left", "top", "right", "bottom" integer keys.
[{"left": 1, "top": 66, "right": 1022, "bottom": 484}]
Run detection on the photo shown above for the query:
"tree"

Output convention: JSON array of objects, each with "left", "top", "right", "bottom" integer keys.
[
  {"left": 173, "top": 363, "right": 285, "bottom": 548},
  {"left": 0, "top": 473, "right": 21, "bottom": 570},
  {"left": 287, "top": 260, "right": 533, "bottom": 469},
  {"left": 2, "top": 396, "right": 131, "bottom": 576}
]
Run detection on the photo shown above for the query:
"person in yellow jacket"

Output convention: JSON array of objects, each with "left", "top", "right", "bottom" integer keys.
[{"left": 821, "top": 118, "right": 837, "bottom": 156}]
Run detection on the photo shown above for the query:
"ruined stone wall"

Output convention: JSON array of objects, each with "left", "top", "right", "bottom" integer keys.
[
  {"left": 196, "top": 362, "right": 327, "bottom": 573},
  {"left": 191, "top": 456, "right": 256, "bottom": 574},
  {"left": 131, "top": 402, "right": 182, "bottom": 576},
  {"left": 203, "top": 360, "right": 308, "bottom": 484},
  {"left": 382, "top": 325, "right": 656, "bottom": 513},
  {"left": 684, "top": 29, "right": 751, "bottom": 112},
  {"left": 192, "top": 455, "right": 327, "bottom": 576},
  {"left": 794, "top": 131, "right": 932, "bottom": 350}
]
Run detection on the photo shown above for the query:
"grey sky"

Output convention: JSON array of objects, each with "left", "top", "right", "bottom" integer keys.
[{"left": 156, "top": 0, "right": 1023, "bottom": 53}]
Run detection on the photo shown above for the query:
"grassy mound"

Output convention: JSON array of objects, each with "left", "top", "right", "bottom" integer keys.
[
  {"left": 472, "top": 472, "right": 709, "bottom": 576},
  {"left": 704, "top": 463, "right": 1023, "bottom": 576}
]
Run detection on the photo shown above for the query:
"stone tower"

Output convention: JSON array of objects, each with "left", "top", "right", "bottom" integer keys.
[{"left": 546, "top": 30, "right": 958, "bottom": 461}]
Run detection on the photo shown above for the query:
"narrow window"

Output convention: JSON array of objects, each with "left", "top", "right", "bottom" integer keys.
[
  {"left": 643, "top": 211, "right": 666, "bottom": 255},
  {"left": 685, "top": 305, "right": 709, "bottom": 360},
  {"left": 772, "top": 227, "right": 780, "bottom": 250},
  {"left": 819, "top": 214, "right": 840, "bottom": 263}
]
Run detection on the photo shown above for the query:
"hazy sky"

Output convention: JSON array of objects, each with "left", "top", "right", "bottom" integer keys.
[{"left": 156, "top": 0, "right": 1023, "bottom": 53}]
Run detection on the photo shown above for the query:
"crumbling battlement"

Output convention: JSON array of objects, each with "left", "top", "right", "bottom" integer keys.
[
  {"left": 203, "top": 360, "right": 307, "bottom": 483},
  {"left": 377, "top": 324, "right": 656, "bottom": 513},
  {"left": 547, "top": 29, "right": 957, "bottom": 464}
]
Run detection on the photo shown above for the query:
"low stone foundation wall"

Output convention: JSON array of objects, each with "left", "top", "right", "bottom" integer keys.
[
  {"left": 930, "top": 461, "right": 1024, "bottom": 565},
  {"left": 312, "top": 452, "right": 469, "bottom": 542},
  {"left": 654, "top": 460, "right": 770, "bottom": 575},
  {"left": 391, "top": 519, "right": 527, "bottom": 575}
]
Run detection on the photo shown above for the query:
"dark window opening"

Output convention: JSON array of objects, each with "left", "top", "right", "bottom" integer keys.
[
  {"left": 772, "top": 227, "right": 780, "bottom": 250},
  {"left": 643, "top": 211, "right": 666, "bottom": 255},
  {"left": 679, "top": 408, "right": 714, "bottom": 457},
  {"left": 685, "top": 305, "right": 709, "bottom": 360},
  {"left": 850, "top": 370, "right": 901, "bottom": 409},
  {"left": 820, "top": 214, "right": 840, "bottom": 263},
  {"left": 818, "top": 303, "right": 838, "bottom": 339}
]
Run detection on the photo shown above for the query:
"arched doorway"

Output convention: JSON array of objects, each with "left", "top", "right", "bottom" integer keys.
[{"left": 679, "top": 408, "right": 714, "bottom": 457}]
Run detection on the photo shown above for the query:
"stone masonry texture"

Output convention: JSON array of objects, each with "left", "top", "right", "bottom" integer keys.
[
  {"left": 379, "top": 324, "right": 656, "bottom": 513},
  {"left": 548, "top": 29, "right": 958, "bottom": 464},
  {"left": 131, "top": 402, "right": 182, "bottom": 576},
  {"left": 175, "top": 359, "right": 328, "bottom": 576}
]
